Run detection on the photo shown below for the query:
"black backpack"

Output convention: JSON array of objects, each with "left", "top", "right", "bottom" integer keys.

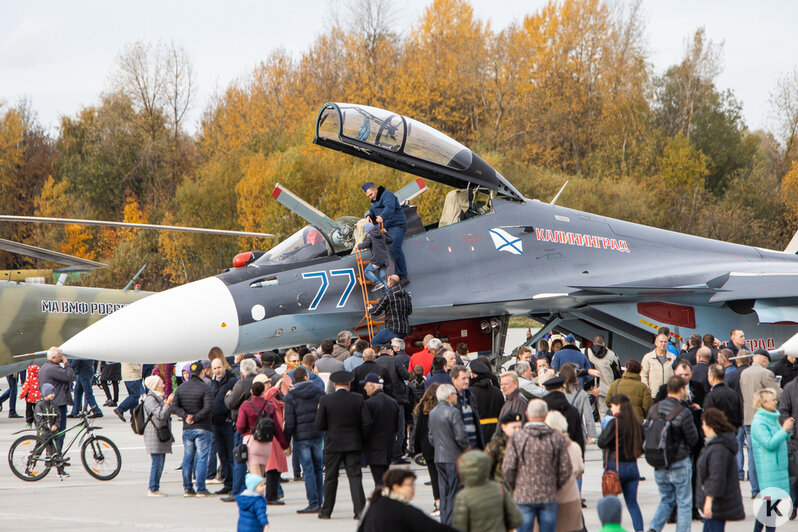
[
  {"left": 130, "top": 399, "right": 152, "bottom": 435},
  {"left": 643, "top": 402, "right": 685, "bottom": 469},
  {"left": 250, "top": 400, "right": 275, "bottom": 442}
]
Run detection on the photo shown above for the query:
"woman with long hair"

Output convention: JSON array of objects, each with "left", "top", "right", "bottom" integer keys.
[
  {"left": 696, "top": 408, "right": 745, "bottom": 531},
  {"left": 412, "top": 383, "right": 441, "bottom": 515},
  {"left": 358, "top": 469, "right": 455, "bottom": 531},
  {"left": 597, "top": 394, "right": 644, "bottom": 532},
  {"left": 561, "top": 363, "right": 597, "bottom": 444}
]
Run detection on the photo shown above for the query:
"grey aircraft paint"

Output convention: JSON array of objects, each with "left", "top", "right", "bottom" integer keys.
[{"left": 59, "top": 103, "right": 798, "bottom": 363}]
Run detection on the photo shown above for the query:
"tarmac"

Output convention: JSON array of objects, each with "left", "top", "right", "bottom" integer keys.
[{"left": 0, "top": 387, "right": 775, "bottom": 531}]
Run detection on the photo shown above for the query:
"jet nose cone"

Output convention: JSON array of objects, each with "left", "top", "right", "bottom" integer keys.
[{"left": 61, "top": 277, "right": 239, "bottom": 362}]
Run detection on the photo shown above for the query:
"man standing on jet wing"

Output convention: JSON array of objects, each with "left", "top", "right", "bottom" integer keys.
[
  {"left": 369, "top": 274, "right": 412, "bottom": 347},
  {"left": 363, "top": 182, "right": 408, "bottom": 284}
]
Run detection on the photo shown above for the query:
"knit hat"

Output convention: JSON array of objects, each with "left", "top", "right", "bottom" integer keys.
[
  {"left": 364, "top": 221, "right": 376, "bottom": 233},
  {"left": 144, "top": 375, "right": 163, "bottom": 391},
  {"left": 597, "top": 495, "right": 623, "bottom": 525},
  {"left": 41, "top": 383, "right": 55, "bottom": 396},
  {"left": 469, "top": 359, "right": 490, "bottom": 375},
  {"left": 361, "top": 182, "right": 375, "bottom": 192},
  {"left": 245, "top": 473, "right": 265, "bottom": 492}
]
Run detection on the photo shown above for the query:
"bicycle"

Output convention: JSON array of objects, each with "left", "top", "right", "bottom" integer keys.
[{"left": 7, "top": 410, "right": 122, "bottom": 481}]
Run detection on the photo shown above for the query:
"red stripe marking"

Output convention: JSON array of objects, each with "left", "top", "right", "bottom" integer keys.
[{"left": 271, "top": 186, "right": 281, "bottom": 199}]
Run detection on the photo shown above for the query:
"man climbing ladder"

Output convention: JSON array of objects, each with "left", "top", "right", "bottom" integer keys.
[{"left": 368, "top": 274, "right": 412, "bottom": 347}]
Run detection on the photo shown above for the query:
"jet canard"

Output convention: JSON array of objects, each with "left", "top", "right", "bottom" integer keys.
[{"left": 60, "top": 102, "right": 798, "bottom": 363}]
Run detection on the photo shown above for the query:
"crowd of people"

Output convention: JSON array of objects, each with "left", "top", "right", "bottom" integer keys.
[{"left": 2, "top": 325, "right": 798, "bottom": 532}]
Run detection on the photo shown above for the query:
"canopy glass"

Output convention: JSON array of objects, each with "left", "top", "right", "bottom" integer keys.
[{"left": 315, "top": 103, "right": 523, "bottom": 200}]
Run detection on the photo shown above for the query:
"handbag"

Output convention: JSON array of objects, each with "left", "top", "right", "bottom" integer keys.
[
  {"left": 233, "top": 443, "right": 248, "bottom": 464},
  {"left": 601, "top": 416, "right": 623, "bottom": 496},
  {"left": 156, "top": 424, "right": 172, "bottom": 443}
]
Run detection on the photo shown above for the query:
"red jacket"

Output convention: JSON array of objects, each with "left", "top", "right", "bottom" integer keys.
[
  {"left": 408, "top": 349, "right": 434, "bottom": 376},
  {"left": 19, "top": 365, "right": 41, "bottom": 403},
  {"left": 236, "top": 395, "right": 289, "bottom": 449}
]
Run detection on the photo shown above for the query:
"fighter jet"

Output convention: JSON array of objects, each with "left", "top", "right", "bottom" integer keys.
[
  {"left": 0, "top": 220, "right": 272, "bottom": 376},
  {"left": 59, "top": 102, "right": 798, "bottom": 362}
]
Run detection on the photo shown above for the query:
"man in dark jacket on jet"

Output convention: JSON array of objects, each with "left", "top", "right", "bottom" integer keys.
[{"left": 363, "top": 182, "right": 408, "bottom": 283}]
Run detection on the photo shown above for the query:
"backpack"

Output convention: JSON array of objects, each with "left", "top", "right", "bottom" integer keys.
[
  {"left": 250, "top": 400, "right": 275, "bottom": 442},
  {"left": 643, "top": 402, "right": 685, "bottom": 469},
  {"left": 130, "top": 399, "right": 152, "bottom": 435}
]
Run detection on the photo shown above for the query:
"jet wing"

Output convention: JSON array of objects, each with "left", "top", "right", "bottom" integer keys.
[
  {"left": 707, "top": 272, "right": 798, "bottom": 302},
  {"left": 568, "top": 285, "right": 720, "bottom": 298},
  {"left": 0, "top": 237, "right": 107, "bottom": 269}
]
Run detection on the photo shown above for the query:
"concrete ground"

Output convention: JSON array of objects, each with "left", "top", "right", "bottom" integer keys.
[{"left": 0, "top": 387, "right": 771, "bottom": 531}]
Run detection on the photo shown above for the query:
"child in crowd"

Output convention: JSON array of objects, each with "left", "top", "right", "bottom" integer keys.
[
  {"left": 237, "top": 473, "right": 269, "bottom": 532},
  {"left": 408, "top": 365, "right": 426, "bottom": 412},
  {"left": 19, "top": 364, "right": 42, "bottom": 427},
  {"left": 357, "top": 221, "right": 393, "bottom": 292},
  {"left": 452, "top": 450, "right": 523, "bottom": 531},
  {"left": 34, "top": 383, "right": 65, "bottom": 475}
]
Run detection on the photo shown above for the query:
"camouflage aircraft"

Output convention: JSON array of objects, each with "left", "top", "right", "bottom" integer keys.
[
  {"left": 58, "top": 102, "right": 798, "bottom": 363},
  {"left": 0, "top": 222, "right": 272, "bottom": 376}
]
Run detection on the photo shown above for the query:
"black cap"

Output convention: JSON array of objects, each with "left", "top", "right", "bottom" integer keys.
[
  {"left": 359, "top": 372, "right": 383, "bottom": 385},
  {"left": 543, "top": 375, "right": 565, "bottom": 390},
  {"left": 469, "top": 359, "right": 490, "bottom": 375},
  {"left": 330, "top": 370, "right": 354, "bottom": 385},
  {"left": 500, "top": 412, "right": 524, "bottom": 425},
  {"left": 190, "top": 360, "right": 204, "bottom": 376},
  {"left": 754, "top": 348, "right": 771, "bottom": 360}
]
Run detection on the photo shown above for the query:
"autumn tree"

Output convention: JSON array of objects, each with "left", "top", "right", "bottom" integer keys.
[
  {"left": 400, "top": 0, "right": 488, "bottom": 142},
  {"left": 0, "top": 101, "right": 58, "bottom": 268},
  {"left": 111, "top": 40, "right": 196, "bottom": 207},
  {"left": 770, "top": 67, "right": 798, "bottom": 163}
]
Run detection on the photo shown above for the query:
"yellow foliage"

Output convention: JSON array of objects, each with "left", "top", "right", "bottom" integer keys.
[
  {"left": 780, "top": 161, "right": 798, "bottom": 215},
  {"left": 63, "top": 225, "right": 95, "bottom": 261},
  {"left": 660, "top": 134, "right": 709, "bottom": 190},
  {"left": 0, "top": 106, "right": 25, "bottom": 212}
]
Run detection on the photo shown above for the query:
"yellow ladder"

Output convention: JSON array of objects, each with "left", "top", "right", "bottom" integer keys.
[{"left": 353, "top": 247, "right": 385, "bottom": 345}]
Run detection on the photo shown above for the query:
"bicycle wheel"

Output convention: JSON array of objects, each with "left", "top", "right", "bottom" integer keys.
[
  {"left": 81, "top": 435, "right": 121, "bottom": 480},
  {"left": 8, "top": 435, "right": 51, "bottom": 481}
]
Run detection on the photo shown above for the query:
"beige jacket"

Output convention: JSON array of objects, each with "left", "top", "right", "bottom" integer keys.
[
  {"left": 640, "top": 350, "right": 676, "bottom": 398},
  {"left": 121, "top": 363, "right": 142, "bottom": 381},
  {"left": 740, "top": 364, "right": 782, "bottom": 425}
]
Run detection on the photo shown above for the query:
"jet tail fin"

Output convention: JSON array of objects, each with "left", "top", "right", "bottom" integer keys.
[{"left": 785, "top": 230, "right": 798, "bottom": 254}]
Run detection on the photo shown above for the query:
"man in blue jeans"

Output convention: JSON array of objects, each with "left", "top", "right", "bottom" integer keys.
[
  {"left": 69, "top": 359, "right": 101, "bottom": 418},
  {"left": 0, "top": 372, "right": 23, "bottom": 418},
  {"left": 113, "top": 363, "right": 143, "bottom": 422},
  {"left": 173, "top": 360, "right": 213, "bottom": 497},
  {"left": 369, "top": 274, "right": 412, "bottom": 347},
  {"left": 646, "top": 376, "right": 699, "bottom": 532},
  {"left": 502, "top": 399, "right": 572, "bottom": 532},
  {"left": 363, "top": 182, "right": 408, "bottom": 284},
  {"left": 221, "top": 358, "right": 258, "bottom": 502},
  {"left": 284, "top": 366, "right": 326, "bottom": 513}
]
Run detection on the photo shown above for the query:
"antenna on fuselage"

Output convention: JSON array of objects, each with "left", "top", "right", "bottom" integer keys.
[{"left": 550, "top": 180, "right": 569, "bottom": 205}]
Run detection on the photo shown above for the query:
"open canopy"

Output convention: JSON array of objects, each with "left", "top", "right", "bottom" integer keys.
[{"left": 314, "top": 103, "right": 524, "bottom": 201}]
